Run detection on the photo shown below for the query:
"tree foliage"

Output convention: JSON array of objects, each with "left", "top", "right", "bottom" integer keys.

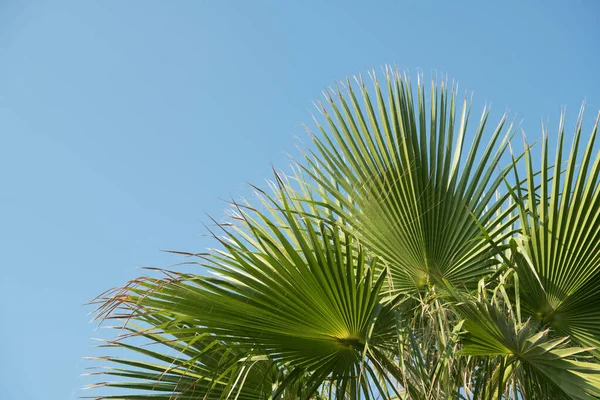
[{"left": 85, "top": 69, "right": 600, "bottom": 399}]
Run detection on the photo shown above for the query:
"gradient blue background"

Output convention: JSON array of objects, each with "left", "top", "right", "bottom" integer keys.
[{"left": 1, "top": 1, "right": 599, "bottom": 398}]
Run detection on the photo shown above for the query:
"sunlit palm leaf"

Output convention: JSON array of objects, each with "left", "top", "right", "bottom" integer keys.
[
  {"left": 295, "top": 69, "right": 516, "bottom": 293},
  {"left": 91, "top": 181, "right": 389, "bottom": 399},
  {"left": 511, "top": 109, "right": 600, "bottom": 356}
]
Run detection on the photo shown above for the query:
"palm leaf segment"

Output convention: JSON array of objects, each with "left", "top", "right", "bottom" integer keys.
[
  {"left": 512, "top": 109, "right": 600, "bottom": 356},
  {"left": 298, "top": 70, "right": 516, "bottom": 293}
]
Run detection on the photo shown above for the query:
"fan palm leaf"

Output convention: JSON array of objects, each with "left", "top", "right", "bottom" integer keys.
[
  {"left": 89, "top": 180, "right": 391, "bottom": 399},
  {"left": 455, "top": 294, "right": 600, "bottom": 400},
  {"left": 511, "top": 109, "right": 600, "bottom": 356},
  {"left": 294, "top": 69, "right": 517, "bottom": 293}
]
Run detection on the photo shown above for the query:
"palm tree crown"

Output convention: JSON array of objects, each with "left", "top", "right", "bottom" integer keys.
[{"left": 86, "top": 69, "right": 600, "bottom": 400}]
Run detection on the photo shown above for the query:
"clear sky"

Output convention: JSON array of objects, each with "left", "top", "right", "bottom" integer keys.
[{"left": 0, "top": 1, "right": 598, "bottom": 399}]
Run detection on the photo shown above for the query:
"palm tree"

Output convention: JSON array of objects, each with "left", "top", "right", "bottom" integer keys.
[{"left": 86, "top": 69, "right": 600, "bottom": 399}]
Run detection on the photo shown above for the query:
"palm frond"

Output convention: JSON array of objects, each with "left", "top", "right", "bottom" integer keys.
[
  {"left": 511, "top": 108, "right": 600, "bottom": 356},
  {"left": 294, "top": 69, "right": 516, "bottom": 293},
  {"left": 90, "top": 179, "right": 389, "bottom": 399},
  {"left": 455, "top": 294, "right": 600, "bottom": 400}
]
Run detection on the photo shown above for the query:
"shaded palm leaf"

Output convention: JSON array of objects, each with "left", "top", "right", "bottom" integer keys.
[{"left": 455, "top": 295, "right": 600, "bottom": 400}]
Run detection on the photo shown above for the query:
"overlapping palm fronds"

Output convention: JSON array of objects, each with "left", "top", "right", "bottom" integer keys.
[
  {"left": 444, "top": 271, "right": 600, "bottom": 400},
  {"left": 86, "top": 69, "right": 600, "bottom": 399}
]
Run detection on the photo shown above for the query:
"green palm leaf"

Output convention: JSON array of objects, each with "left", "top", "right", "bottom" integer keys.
[
  {"left": 511, "top": 109, "right": 600, "bottom": 356},
  {"left": 455, "top": 295, "right": 600, "bottom": 400},
  {"left": 295, "top": 69, "right": 517, "bottom": 293},
  {"left": 83, "top": 314, "right": 279, "bottom": 399},
  {"left": 90, "top": 181, "right": 389, "bottom": 399}
]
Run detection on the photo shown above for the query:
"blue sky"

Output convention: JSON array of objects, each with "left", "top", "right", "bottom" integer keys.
[{"left": 0, "top": 1, "right": 598, "bottom": 398}]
